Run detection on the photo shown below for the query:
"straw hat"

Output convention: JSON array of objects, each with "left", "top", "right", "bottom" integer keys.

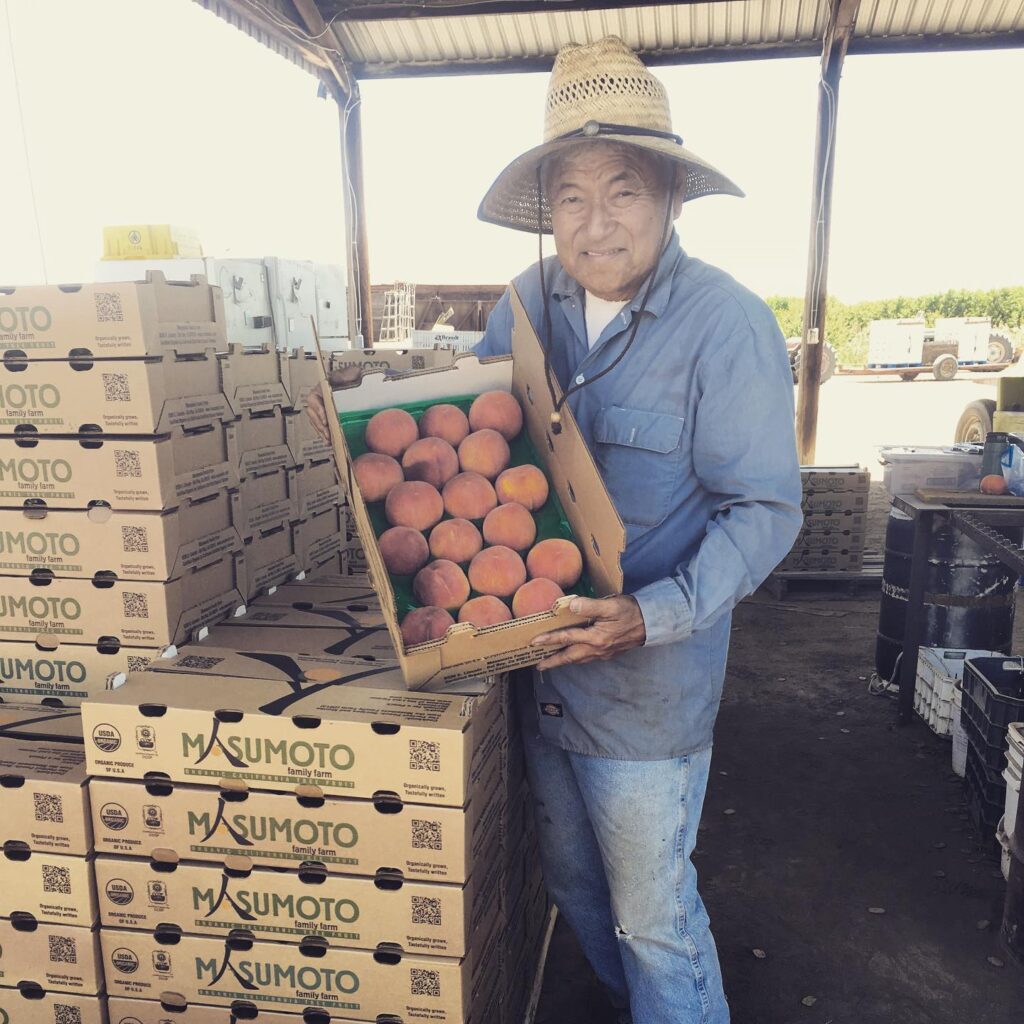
[{"left": 478, "top": 36, "right": 744, "bottom": 234}]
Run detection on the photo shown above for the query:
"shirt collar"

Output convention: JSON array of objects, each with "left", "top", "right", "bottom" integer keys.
[{"left": 550, "top": 231, "right": 686, "bottom": 321}]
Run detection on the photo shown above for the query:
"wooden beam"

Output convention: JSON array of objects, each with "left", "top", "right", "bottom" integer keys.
[{"left": 795, "top": 0, "right": 861, "bottom": 466}]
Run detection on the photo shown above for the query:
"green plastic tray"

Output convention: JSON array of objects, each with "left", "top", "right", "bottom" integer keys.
[{"left": 339, "top": 394, "right": 594, "bottom": 619}]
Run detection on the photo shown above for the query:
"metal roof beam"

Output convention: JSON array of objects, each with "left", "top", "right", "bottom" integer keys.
[
  {"left": 321, "top": 0, "right": 731, "bottom": 22},
  {"left": 346, "top": 30, "right": 1024, "bottom": 79}
]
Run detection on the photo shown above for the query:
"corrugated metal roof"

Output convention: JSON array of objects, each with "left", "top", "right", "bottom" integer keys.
[{"left": 198, "top": 1, "right": 1024, "bottom": 80}]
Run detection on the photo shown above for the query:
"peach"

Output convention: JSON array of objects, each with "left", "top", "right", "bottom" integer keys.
[
  {"left": 378, "top": 526, "right": 430, "bottom": 576},
  {"left": 419, "top": 403, "right": 470, "bottom": 447},
  {"left": 442, "top": 472, "right": 498, "bottom": 521},
  {"left": 401, "top": 437, "right": 459, "bottom": 489},
  {"left": 384, "top": 481, "right": 444, "bottom": 531},
  {"left": 364, "top": 408, "right": 418, "bottom": 458},
  {"left": 458, "top": 595, "right": 513, "bottom": 628},
  {"left": 526, "top": 538, "right": 583, "bottom": 589},
  {"left": 401, "top": 606, "right": 454, "bottom": 647},
  {"left": 512, "top": 577, "right": 565, "bottom": 618},
  {"left": 482, "top": 502, "right": 536, "bottom": 552},
  {"left": 468, "top": 545, "right": 527, "bottom": 599},
  {"left": 495, "top": 464, "right": 549, "bottom": 511},
  {"left": 429, "top": 518, "right": 483, "bottom": 564},
  {"left": 468, "top": 390, "right": 523, "bottom": 441},
  {"left": 458, "top": 429, "right": 510, "bottom": 480},
  {"left": 413, "top": 559, "right": 471, "bottom": 611},
  {"left": 352, "top": 452, "right": 404, "bottom": 502}
]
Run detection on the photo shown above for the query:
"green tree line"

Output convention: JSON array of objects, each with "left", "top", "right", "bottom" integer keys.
[{"left": 767, "top": 286, "right": 1024, "bottom": 365}]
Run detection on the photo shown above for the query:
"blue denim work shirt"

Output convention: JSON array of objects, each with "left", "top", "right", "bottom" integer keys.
[{"left": 474, "top": 233, "right": 803, "bottom": 760}]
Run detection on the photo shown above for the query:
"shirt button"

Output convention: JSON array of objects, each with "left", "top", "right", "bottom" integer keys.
[{"left": 575, "top": 374, "right": 585, "bottom": 385}]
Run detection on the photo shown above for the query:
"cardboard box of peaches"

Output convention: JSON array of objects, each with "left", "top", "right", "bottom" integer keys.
[{"left": 320, "top": 287, "right": 625, "bottom": 688}]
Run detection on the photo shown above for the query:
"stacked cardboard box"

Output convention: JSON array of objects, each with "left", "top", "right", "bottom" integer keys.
[
  {"left": 780, "top": 467, "right": 871, "bottom": 573},
  {"left": 80, "top": 610, "right": 514, "bottom": 1022},
  {"left": 0, "top": 274, "right": 245, "bottom": 704},
  {"left": 226, "top": 346, "right": 348, "bottom": 599},
  {"left": 0, "top": 708, "right": 107, "bottom": 1023}
]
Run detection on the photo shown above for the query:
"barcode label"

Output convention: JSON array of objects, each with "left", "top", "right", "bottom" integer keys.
[
  {"left": 122, "top": 592, "right": 149, "bottom": 618},
  {"left": 127, "top": 655, "right": 152, "bottom": 672},
  {"left": 49, "top": 934, "right": 78, "bottom": 964},
  {"left": 409, "top": 739, "right": 441, "bottom": 772},
  {"left": 33, "top": 792, "right": 64, "bottom": 823},
  {"left": 55, "top": 1006, "right": 82, "bottom": 1024},
  {"left": 114, "top": 449, "right": 142, "bottom": 478},
  {"left": 411, "top": 967, "right": 441, "bottom": 997},
  {"left": 102, "top": 372, "right": 131, "bottom": 401},
  {"left": 43, "top": 864, "right": 71, "bottom": 894},
  {"left": 411, "top": 819, "right": 442, "bottom": 851},
  {"left": 411, "top": 895, "right": 442, "bottom": 926},
  {"left": 94, "top": 292, "right": 124, "bottom": 323},
  {"left": 121, "top": 525, "right": 149, "bottom": 553},
  {"left": 175, "top": 654, "right": 224, "bottom": 669}
]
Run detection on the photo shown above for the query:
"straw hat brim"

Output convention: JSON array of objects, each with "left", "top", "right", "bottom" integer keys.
[{"left": 478, "top": 133, "right": 745, "bottom": 234}]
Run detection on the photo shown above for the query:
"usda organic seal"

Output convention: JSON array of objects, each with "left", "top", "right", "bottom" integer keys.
[
  {"left": 100, "top": 802, "right": 129, "bottom": 831},
  {"left": 105, "top": 878, "right": 135, "bottom": 906},
  {"left": 92, "top": 723, "right": 121, "bottom": 752},
  {"left": 111, "top": 947, "right": 140, "bottom": 974}
]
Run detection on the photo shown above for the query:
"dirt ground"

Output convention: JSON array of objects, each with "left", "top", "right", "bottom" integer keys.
[{"left": 532, "top": 473, "right": 1024, "bottom": 1022}]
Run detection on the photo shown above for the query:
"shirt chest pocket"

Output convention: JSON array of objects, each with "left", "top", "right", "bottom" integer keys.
[{"left": 592, "top": 405, "right": 686, "bottom": 529}]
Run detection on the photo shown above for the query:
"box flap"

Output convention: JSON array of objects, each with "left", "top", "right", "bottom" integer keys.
[{"left": 508, "top": 286, "right": 624, "bottom": 596}]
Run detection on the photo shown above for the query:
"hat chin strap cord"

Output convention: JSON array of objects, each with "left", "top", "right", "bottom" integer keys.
[
  {"left": 535, "top": 162, "right": 676, "bottom": 435},
  {"left": 554, "top": 120, "right": 684, "bottom": 148}
]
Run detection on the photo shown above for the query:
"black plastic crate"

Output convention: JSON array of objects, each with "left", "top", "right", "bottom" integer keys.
[
  {"left": 964, "top": 744, "right": 1006, "bottom": 837},
  {"left": 961, "top": 697, "right": 1014, "bottom": 774},
  {"left": 962, "top": 657, "right": 1024, "bottom": 748}
]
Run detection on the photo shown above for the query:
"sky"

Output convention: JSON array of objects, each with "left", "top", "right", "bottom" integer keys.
[{"left": 2, "top": 0, "right": 1022, "bottom": 304}]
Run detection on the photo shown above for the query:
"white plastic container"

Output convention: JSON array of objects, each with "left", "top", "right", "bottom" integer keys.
[
  {"left": 265, "top": 257, "right": 318, "bottom": 351},
  {"left": 917, "top": 647, "right": 999, "bottom": 738},
  {"left": 868, "top": 318, "right": 925, "bottom": 367},
  {"left": 878, "top": 444, "right": 983, "bottom": 498},
  {"left": 952, "top": 681, "right": 969, "bottom": 778},
  {"left": 1005, "top": 722, "right": 1023, "bottom": 839},
  {"left": 313, "top": 262, "right": 349, "bottom": 342},
  {"left": 935, "top": 316, "right": 992, "bottom": 365}
]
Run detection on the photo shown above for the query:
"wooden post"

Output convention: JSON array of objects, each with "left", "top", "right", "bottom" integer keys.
[{"left": 795, "top": 0, "right": 861, "bottom": 465}]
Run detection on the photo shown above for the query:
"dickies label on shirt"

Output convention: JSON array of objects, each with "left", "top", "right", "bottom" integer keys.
[{"left": 540, "top": 702, "right": 564, "bottom": 718}]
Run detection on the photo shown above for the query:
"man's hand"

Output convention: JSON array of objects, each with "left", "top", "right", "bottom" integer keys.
[
  {"left": 306, "top": 367, "right": 364, "bottom": 444},
  {"left": 530, "top": 595, "right": 646, "bottom": 671}
]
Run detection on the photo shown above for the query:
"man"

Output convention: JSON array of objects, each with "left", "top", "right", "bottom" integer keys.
[{"left": 310, "top": 37, "right": 802, "bottom": 1024}]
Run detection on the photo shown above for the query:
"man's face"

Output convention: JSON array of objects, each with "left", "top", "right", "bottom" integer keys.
[{"left": 546, "top": 142, "right": 681, "bottom": 302}]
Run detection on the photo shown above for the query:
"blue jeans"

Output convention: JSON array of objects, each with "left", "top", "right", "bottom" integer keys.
[{"left": 521, "top": 701, "right": 728, "bottom": 1024}]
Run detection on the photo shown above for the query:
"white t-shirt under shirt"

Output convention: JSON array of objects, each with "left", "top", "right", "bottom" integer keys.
[{"left": 584, "top": 291, "right": 628, "bottom": 348}]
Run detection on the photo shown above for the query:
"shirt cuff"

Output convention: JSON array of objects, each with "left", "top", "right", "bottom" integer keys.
[{"left": 632, "top": 578, "right": 694, "bottom": 648}]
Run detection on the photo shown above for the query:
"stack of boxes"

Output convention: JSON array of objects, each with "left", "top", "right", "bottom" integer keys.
[
  {"left": 0, "top": 275, "right": 245, "bottom": 704},
  {"left": 0, "top": 709, "right": 104, "bottom": 1023},
  {"left": 78, "top": 580, "right": 535, "bottom": 1022},
  {"left": 779, "top": 467, "right": 871, "bottom": 573}
]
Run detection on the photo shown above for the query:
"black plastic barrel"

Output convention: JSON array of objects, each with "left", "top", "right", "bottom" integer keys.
[{"left": 875, "top": 508, "right": 1020, "bottom": 682}]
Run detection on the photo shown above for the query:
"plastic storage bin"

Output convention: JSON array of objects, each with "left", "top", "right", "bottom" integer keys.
[
  {"left": 878, "top": 444, "right": 983, "bottom": 498},
  {"left": 952, "top": 681, "right": 969, "bottom": 777},
  {"left": 915, "top": 647, "right": 998, "bottom": 737},
  {"left": 962, "top": 656, "right": 1024, "bottom": 752}
]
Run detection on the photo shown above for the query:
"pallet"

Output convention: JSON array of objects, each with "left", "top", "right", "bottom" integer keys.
[{"left": 763, "top": 553, "right": 884, "bottom": 600}]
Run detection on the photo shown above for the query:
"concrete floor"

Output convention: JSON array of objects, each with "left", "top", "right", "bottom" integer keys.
[{"left": 532, "top": 502, "right": 1023, "bottom": 1023}]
